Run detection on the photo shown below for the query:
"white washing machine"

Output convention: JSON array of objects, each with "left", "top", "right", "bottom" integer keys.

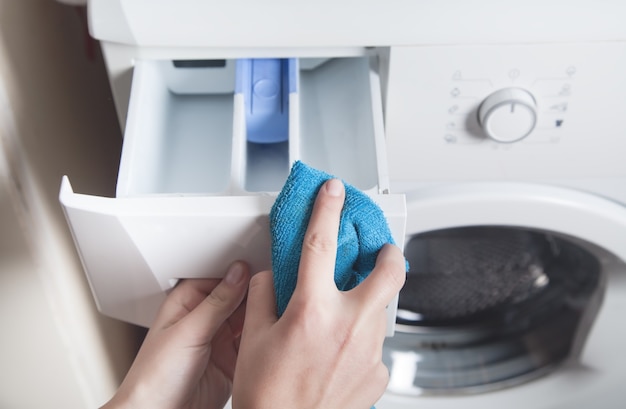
[
  {"left": 377, "top": 43, "right": 626, "bottom": 407},
  {"left": 60, "top": 1, "right": 626, "bottom": 407}
]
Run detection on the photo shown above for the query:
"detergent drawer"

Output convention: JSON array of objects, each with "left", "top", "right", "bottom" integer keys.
[
  {"left": 60, "top": 55, "right": 406, "bottom": 329},
  {"left": 116, "top": 56, "right": 391, "bottom": 197}
]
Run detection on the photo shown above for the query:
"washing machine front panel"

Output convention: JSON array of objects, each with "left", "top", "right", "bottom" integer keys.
[
  {"left": 378, "top": 184, "right": 626, "bottom": 406},
  {"left": 385, "top": 42, "right": 626, "bottom": 193}
]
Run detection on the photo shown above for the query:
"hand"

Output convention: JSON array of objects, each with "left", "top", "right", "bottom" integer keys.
[
  {"left": 101, "top": 261, "right": 250, "bottom": 409},
  {"left": 232, "top": 179, "right": 406, "bottom": 409}
]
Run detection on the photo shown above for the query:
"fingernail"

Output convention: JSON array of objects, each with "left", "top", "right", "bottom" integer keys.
[
  {"left": 325, "top": 178, "right": 344, "bottom": 197},
  {"left": 225, "top": 262, "right": 245, "bottom": 285}
]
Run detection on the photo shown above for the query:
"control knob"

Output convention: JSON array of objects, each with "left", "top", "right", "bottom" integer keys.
[{"left": 478, "top": 88, "right": 537, "bottom": 143}]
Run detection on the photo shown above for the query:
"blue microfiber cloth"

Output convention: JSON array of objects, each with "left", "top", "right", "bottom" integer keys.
[{"left": 270, "top": 160, "right": 397, "bottom": 316}]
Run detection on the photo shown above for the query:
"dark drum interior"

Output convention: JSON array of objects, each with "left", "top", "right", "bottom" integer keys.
[{"left": 383, "top": 226, "right": 603, "bottom": 395}]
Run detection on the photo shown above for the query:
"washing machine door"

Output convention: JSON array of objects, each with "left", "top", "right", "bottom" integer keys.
[
  {"left": 382, "top": 182, "right": 626, "bottom": 403},
  {"left": 403, "top": 183, "right": 626, "bottom": 259}
]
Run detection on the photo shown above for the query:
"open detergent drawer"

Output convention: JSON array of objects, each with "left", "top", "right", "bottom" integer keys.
[{"left": 60, "top": 55, "right": 407, "bottom": 331}]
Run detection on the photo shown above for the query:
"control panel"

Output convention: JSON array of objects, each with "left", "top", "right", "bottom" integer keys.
[
  {"left": 384, "top": 43, "right": 626, "bottom": 184},
  {"left": 441, "top": 64, "right": 574, "bottom": 146}
]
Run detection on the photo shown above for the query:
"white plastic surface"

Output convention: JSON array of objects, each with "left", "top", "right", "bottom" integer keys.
[
  {"left": 60, "top": 178, "right": 406, "bottom": 330},
  {"left": 61, "top": 178, "right": 272, "bottom": 326},
  {"left": 478, "top": 88, "right": 537, "bottom": 143},
  {"left": 299, "top": 57, "right": 383, "bottom": 191},
  {"left": 401, "top": 182, "right": 626, "bottom": 262},
  {"left": 116, "top": 60, "right": 235, "bottom": 197},
  {"left": 87, "top": 0, "right": 626, "bottom": 47},
  {"left": 385, "top": 43, "right": 626, "bottom": 186}
]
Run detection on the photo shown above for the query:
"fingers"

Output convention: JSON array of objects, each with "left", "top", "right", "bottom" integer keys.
[
  {"left": 152, "top": 278, "right": 222, "bottom": 330},
  {"left": 177, "top": 261, "right": 251, "bottom": 345},
  {"left": 296, "top": 179, "right": 345, "bottom": 296},
  {"left": 243, "top": 270, "right": 278, "bottom": 333},
  {"left": 228, "top": 297, "right": 248, "bottom": 338},
  {"left": 349, "top": 244, "right": 406, "bottom": 310}
]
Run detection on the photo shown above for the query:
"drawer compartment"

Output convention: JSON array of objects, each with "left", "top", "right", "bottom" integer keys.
[
  {"left": 117, "top": 60, "right": 236, "bottom": 197},
  {"left": 60, "top": 55, "right": 405, "bottom": 330},
  {"left": 299, "top": 57, "right": 384, "bottom": 191},
  {"left": 118, "top": 56, "right": 388, "bottom": 196}
]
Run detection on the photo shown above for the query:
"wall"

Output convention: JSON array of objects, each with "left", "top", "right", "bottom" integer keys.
[{"left": 0, "top": 1, "right": 143, "bottom": 407}]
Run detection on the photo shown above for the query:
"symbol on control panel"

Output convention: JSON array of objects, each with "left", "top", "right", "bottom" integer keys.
[
  {"left": 550, "top": 102, "right": 568, "bottom": 112},
  {"left": 446, "top": 121, "right": 456, "bottom": 129},
  {"left": 566, "top": 66, "right": 576, "bottom": 77},
  {"left": 556, "top": 119, "right": 564, "bottom": 127},
  {"left": 452, "top": 70, "right": 462, "bottom": 80},
  {"left": 509, "top": 69, "right": 520, "bottom": 80},
  {"left": 448, "top": 105, "right": 459, "bottom": 114},
  {"left": 444, "top": 134, "right": 457, "bottom": 144},
  {"left": 450, "top": 88, "right": 461, "bottom": 98},
  {"left": 559, "top": 84, "right": 571, "bottom": 96}
]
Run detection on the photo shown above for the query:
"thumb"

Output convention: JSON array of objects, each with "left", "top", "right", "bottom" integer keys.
[
  {"left": 244, "top": 270, "right": 278, "bottom": 333},
  {"left": 178, "top": 261, "right": 250, "bottom": 344}
]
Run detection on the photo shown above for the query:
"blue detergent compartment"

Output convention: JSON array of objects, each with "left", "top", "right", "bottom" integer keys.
[
  {"left": 236, "top": 58, "right": 297, "bottom": 192},
  {"left": 236, "top": 58, "right": 297, "bottom": 144},
  {"left": 117, "top": 56, "right": 386, "bottom": 197}
]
